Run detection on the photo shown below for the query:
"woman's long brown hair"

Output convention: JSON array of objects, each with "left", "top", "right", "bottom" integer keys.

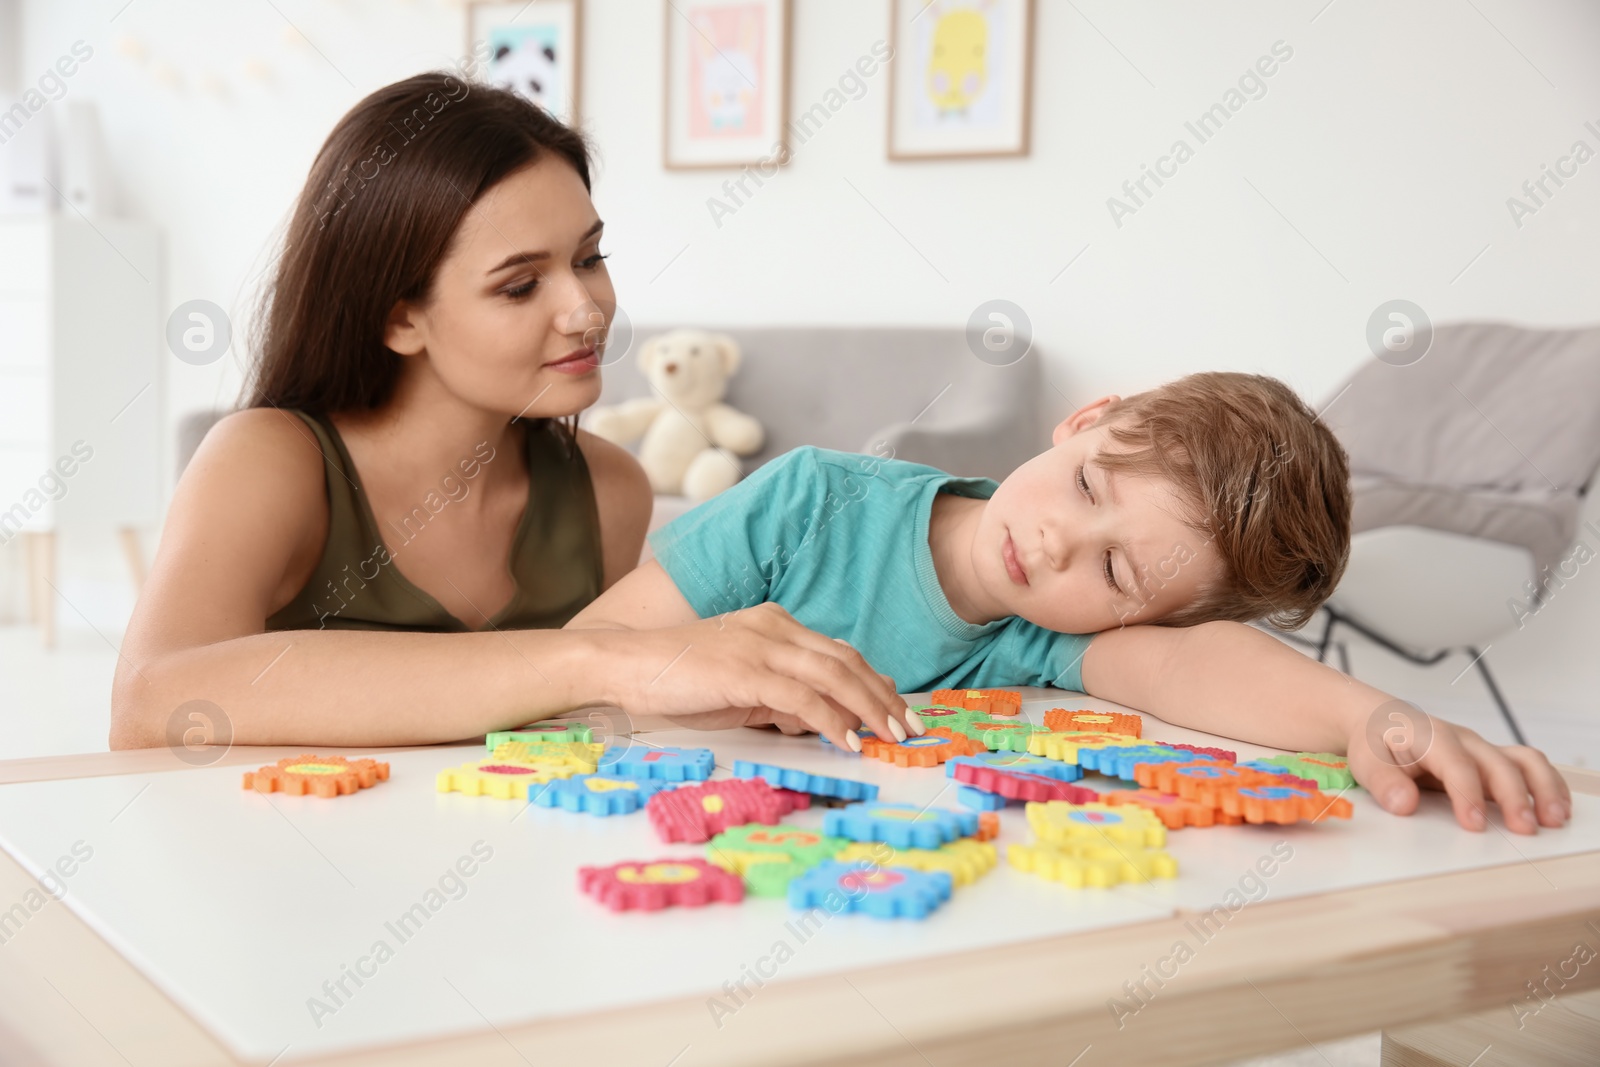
[{"left": 243, "top": 72, "right": 593, "bottom": 431}]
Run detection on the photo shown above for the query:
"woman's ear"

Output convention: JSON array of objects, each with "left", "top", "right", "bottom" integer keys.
[
  {"left": 384, "top": 300, "right": 427, "bottom": 357},
  {"left": 1051, "top": 394, "right": 1121, "bottom": 445},
  {"left": 714, "top": 333, "right": 742, "bottom": 376}
]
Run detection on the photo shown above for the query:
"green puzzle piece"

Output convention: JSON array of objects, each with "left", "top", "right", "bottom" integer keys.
[{"left": 1262, "top": 752, "right": 1355, "bottom": 790}]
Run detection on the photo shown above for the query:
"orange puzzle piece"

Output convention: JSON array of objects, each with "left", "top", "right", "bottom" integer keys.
[
  {"left": 1043, "top": 708, "right": 1142, "bottom": 738},
  {"left": 930, "top": 688, "right": 1022, "bottom": 716},
  {"left": 243, "top": 755, "right": 389, "bottom": 798},
  {"left": 1214, "top": 783, "right": 1354, "bottom": 825},
  {"left": 1104, "top": 788, "right": 1243, "bottom": 829},
  {"left": 860, "top": 728, "right": 986, "bottom": 768}
]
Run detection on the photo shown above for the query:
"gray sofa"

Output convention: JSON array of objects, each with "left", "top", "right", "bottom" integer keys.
[{"left": 588, "top": 325, "right": 1044, "bottom": 543}]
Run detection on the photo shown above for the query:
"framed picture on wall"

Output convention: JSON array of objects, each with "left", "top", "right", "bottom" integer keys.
[
  {"left": 662, "top": 0, "right": 792, "bottom": 170},
  {"left": 887, "top": 0, "right": 1035, "bottom": 160},
  {"left": 467, "top": 0, "right": 583, "bottom": 125}
]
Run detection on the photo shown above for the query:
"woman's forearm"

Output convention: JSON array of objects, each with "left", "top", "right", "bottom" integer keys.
[{"left": 110, "top": 626, "right": 609, "bottom": 750}]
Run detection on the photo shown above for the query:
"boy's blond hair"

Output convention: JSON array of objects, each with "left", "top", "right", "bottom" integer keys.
[{"left": 1097, "top": 372, "right": 1351, "bottom": 630}]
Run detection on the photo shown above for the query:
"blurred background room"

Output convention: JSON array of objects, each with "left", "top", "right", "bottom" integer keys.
[{"left": 1, "top": 0, "right": 1597, "bottom": 769}]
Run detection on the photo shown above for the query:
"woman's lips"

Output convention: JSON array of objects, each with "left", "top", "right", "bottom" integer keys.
[
  {"left": 546, "top": 346, "right": 599, "bottom": 374},
  {"left": 1003, "top": 531, "right": 1029, "bottom": 586}
]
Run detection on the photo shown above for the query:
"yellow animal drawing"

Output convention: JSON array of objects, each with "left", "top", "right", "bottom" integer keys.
[{"left": 925, "top": 3, "right": 991, "bottom": 115}]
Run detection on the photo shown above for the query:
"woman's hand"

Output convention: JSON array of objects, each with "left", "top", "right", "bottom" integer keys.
[
  {"left": 1348, "top": 709, "right": 1572, "bottom": 834},
  {"left": 584, "top": 602, "right": 919, "bottom": 750}
]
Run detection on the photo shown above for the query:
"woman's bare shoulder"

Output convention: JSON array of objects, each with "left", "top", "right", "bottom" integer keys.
[{"left": 574, "top": 427, "right": 652, "bottom": 588}]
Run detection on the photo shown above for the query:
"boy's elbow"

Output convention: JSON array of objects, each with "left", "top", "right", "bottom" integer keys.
[{"left": 109, "top": 666, "right": 167, "bottom": 750}]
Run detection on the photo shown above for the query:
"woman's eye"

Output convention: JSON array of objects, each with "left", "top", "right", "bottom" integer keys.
[
  {"left": 503, "top": 280, "right": 538, "bottom": 299},
  {"left": 579, "top": 252, "right": 610, "bottom": 270}
]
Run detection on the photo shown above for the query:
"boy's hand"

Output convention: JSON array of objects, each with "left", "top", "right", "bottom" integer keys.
[{"left": 1347, "top": 706, "right": 1572, "bottom": 834}]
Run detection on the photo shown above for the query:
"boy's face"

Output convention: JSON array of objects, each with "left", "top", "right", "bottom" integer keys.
[{"left": 973, "top": 396, "right": 1224, "bottom": 633}]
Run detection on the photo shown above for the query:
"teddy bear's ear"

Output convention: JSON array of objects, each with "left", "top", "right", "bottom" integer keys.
[{"left": 713, "top": 333, "right": 742, "bottom": 376}]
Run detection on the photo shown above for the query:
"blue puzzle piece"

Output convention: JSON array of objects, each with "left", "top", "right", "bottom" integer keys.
[
  {"left": 822, "top": 802, "right": 977, "bottom": 850},
  {"left": 956, "top": 784, "right": 1007, "bottom": 810},
  {"left": 528, "top": 773, "right": 675, "bottom": 815},
  {"left": 787, "top": 860, "right": 953, "bottom": 919},
  {"left": 820, "top": 727, "right": 878, "bottom": 748},
  {"left": 1077, "top": 744, "right": 1194, "bottom": 780},
  {"left": 731, "top": 760, "right": 880, "bottom": 802},
  {"left": 604, "top": 746, "right": 715, "bottom": 781},
  {"left": 1239, "top": 759, "right": 1313, "bottom": 782},
  {"left": 946, "top": 753, "right": 1083, "bottom": 782}
]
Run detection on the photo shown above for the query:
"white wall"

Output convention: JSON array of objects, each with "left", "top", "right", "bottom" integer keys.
[{"left": 13, "top": 0, "right": 1600, "bottom": 754}]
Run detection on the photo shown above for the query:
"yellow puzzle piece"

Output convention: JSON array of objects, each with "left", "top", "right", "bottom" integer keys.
[
  {"left": 1027, "top": 730, "right": 1147, "bottom": 764},
  {"left": 1025, "top": 801, "right": 1168, "bottom": 848},
  {"left": 1008, "top": 839, "right": 1178, "bottom": 888},
  {"left": 492, "top": 740, "right": 603, "bottom": 772},
  {"left": 437, "top": 758, "right": 580, "bottom": 800}
]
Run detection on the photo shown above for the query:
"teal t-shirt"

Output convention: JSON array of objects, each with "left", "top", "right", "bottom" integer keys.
[{"left": 647, "top": 446, "right": 1095, "bottom": 694}]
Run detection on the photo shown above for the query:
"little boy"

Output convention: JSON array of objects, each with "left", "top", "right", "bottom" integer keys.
[{"left": 569, "top": 372, "right": 1570, "bottom": 834}]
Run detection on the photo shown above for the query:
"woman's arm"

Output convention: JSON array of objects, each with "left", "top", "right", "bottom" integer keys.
[{"left": 110, "top": 412, "right": 906, "bottom": 750}]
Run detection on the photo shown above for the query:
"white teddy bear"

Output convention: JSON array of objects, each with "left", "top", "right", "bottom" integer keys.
[{"left": 584, "top": 330, "right": 765, "bottom": 501}]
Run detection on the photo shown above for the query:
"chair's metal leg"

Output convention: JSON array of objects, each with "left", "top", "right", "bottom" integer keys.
[
  {"left": 1335, "top": 642, "right": 1351, "bottom": 675},
  {"left": 1315, "top": 608, "right": 1336, "bottom": 665},
  {"left": 1468, "top": 648, "right": 1527, "bottom": 746}
]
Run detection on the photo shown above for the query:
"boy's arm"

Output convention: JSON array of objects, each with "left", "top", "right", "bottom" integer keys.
[
  {"left": 1081, "top": 620, "right": 1572, "bottom": 835},
  {"left": 567, "top": 559, "right": 702, "bottom": 630}
]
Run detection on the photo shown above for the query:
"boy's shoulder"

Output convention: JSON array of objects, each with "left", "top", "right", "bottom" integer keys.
[{"left": 774, "top": 445, "right": 950, "bottom": 484}]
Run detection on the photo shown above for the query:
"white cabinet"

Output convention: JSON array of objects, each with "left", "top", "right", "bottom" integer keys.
[{"left": 0, "top": 215, "right": 163, "bottom": 644}]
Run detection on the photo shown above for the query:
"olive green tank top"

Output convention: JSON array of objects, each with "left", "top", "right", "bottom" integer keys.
[{"left": 264, "top": 410, "right": 604, "bottom": 633}]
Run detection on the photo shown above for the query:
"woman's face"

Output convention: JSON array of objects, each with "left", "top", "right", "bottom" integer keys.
[{"left": 389, "top": 155, "right": 615, "bottom": 420}]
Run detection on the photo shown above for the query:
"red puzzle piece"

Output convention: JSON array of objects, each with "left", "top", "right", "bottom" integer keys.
[
  {"left": 646, "top": 778, "right": 810, "bottom": 844},
  {"left": 952, "top": 761, "right": 1099, "bottom": 805},
  {"left": 578, "top": 859, "right": 745, "bottom": 911}
]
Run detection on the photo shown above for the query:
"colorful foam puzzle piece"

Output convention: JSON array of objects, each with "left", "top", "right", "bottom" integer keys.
[
  {"left": 529, "top": 773, "right": 674, "bottom": 816},
  {"left": 647, "top": 778, "right": 809, "bottom": 843},
  {"left": 1169, "top": 742, "right": 1238, "bottom": 763},
  {"left": 930, "top": 688, "right": 1022, "bottom": 716},
  {"left": 1133, "top": 761, "right": 1279, "bottom": 807},
  {"left": 787, "top": 861, "right": 953, "bottom": 919},
  {"left": 1103, "top": 787, "right": 1243, "bottom": 829},
  {"left": 578, "top": 859, "right": 745, "bottom": 911},
  {"left": 907, "top": 705, "right": 984, "bottom": 730},
  {"left": 605, "top": 746, "right": 715, "bottom": 781},
  {"left": 707, "top": 825, "right": 851, "bottom": 873},
  {"left": 731, "top": 760, "right": 879, "bottom": 802},
  {"left": 957, "top": 784, "right": 1007, "bottom": 810},
  {"left": 952, "top": 761, "right": 1100, "bottom": 805},
  {"left": 1026, "top": 800, "right": 1169, "bottom": 848},
  {"left": 1216, "top": 783, "right": 1354, "bottom": 824},
  {"left": 740, "top": 860, "right": 813, "bottom": 898},
  {"left": 437, "top": 759, "right": 579, "bottom": 799},
  {"left": 1237, "top": 760, "right": 1319, "bottom": 790},
  {"left": 243, "top": 755, "right": 389, "bottom": 798},
  {"left": 834, "top": 838, "right": 998, "bottom": 887},
  {"left": 493, "top": 740, "right": 603, "bottom": 772},
  {"left": 824, "top": 802, "right": 978, "bottom": 850},
  {"left": 1028, "top": 730, "right": 1149, "bottom": 764},
  {"left": 1008, "top": 839, "right": 1178, "bottom": 888},
  {"left": 486, "top": 722, "right": 596, "bottom": 750},
  {"left": 1075, "top": 743, "right": 1202, "bottom": 780},
  {"left": 951, "top": 718, "right": 1038, "bottom": 752},
  {"left": 975, "top": 811, "right": 1000, "bottom": 841},
  {"left": 1042, "top": 708, "right": 1143, "bottom": 737},
  {"left": 946, "top": 753, "right": 1083, "bottom": 781},
  {"left": 860, "top": 728, "right": 986, "bottom": 768},
  {"left": 1261, "top": 752, "right": 1356, "bottom": 791}
]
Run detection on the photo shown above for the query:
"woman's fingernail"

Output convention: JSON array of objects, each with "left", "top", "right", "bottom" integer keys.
[
  {"left": 888, "top": 717, "right": 908, "bottom": 742},
  {"left": 846, "top": 732, "right": 863, "bottom": 752},
  {"left": 1551, "top": 801, "right": 1569, "bottom": 822},
  {"left": 906, "top": 710, "right": 926, "bottom": 735}
]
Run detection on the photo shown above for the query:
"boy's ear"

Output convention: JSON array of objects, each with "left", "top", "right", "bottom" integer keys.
[
  {"left": 384, "top": 300, "right": 427, "bottom": 356},
  {"left": 1051, "top": 394, "right": 1121, "bottom": 445}
]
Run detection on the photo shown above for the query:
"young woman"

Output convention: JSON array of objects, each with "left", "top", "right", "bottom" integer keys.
[{"left": 110, "top": 73, "right": 911, "bottom": 751}]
